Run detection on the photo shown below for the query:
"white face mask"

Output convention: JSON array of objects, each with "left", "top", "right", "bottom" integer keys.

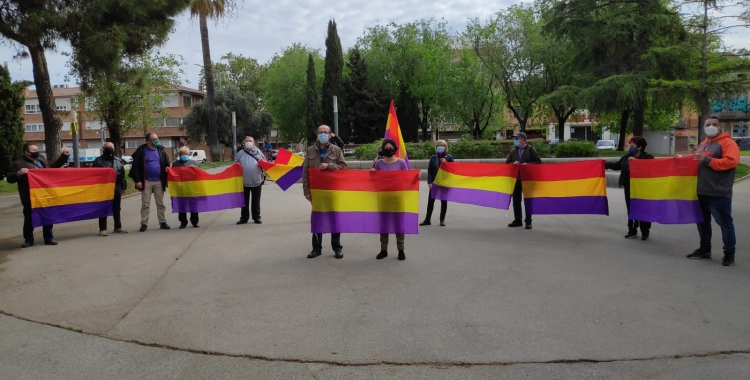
[
  {"left": 704, "top": 126, "right": 719, "bottom": 137},
  {"left": 244, "top": 142, "right": 254, "bottom": 150}
]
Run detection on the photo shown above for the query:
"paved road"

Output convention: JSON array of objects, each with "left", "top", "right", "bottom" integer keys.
[{"left": 1, "top": 166, "right": 749, "bottom": 377}]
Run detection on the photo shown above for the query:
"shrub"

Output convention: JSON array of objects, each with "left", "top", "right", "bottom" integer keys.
[
  {"left": 354, "top": 139, "right": 513, "bottom": 160},
  {"left": 529, "top": 141, "right": 553, "bottom": 158},
  {"left": 553, "top": 141, "right": 598, "bottom": 158}
]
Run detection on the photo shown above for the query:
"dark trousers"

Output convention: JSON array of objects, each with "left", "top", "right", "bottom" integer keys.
[
  {"left": 22, "top": 202, "right": 53, "bottom": 243},
  {"left": 240, "top": 186, "right": 262, "bottom": 221},
  {"left": 312, "top": 233, "right": 342, "bottom": 252},
  {"left": 696, "top": 195, "right": 735, "bottom": 255},
  {"left": 512, "top": 179, "right": 531, "bottom": 224},
  {"left": 99, "top": 188, "right": 122, "bottom": 231},
  {"left": 424, "top": 188, "right": 447, "bottom": 222},
  {"left": 624, "top": 185, "right": 651, "bottom": 235},
  {"left": 178, "top": 212, "right": 199, "bottom": 226}
]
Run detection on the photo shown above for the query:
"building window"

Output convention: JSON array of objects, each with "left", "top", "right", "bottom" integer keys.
[
  {"left": 86, "top": 120, "right": 106, "bottom": 130},
  {"left": 160, "top": 139, "right": 174, "bottom": 147},
  {"left": 183, "top": 95, "right": 192, "bottom": 108},
  {"left": 87, "top": 141, "right": 102, "bottom": 150},
  {"left": 38, "top": 143, "right": 46, "bottom": 151},
  {"left": 62, "top": 122, "right": 71, "bottom": 131},
  {"left": 25, "top": 104, "right": 40, "bottom": 114},
  {"left": 56, "top": 104, "right": 69, "bottom": 111},
  {"left": 126, "top": 141, "right": 139, "bottom": 149},
  {"left": 25, "top": 124, "right": 45, "bottom": 132}
]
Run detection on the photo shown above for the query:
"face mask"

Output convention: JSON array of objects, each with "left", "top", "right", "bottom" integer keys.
[
  {"left": 628, "top": 146, "right": 638, "bottom": 155},
  {"left": 244, "top": 142, "right": 254, "bottom": 150},
  {"left": 318, "top": 133, "right": 329, "bottom": 144},
  {"left": 704, "top": 126, "right": 719, "bottom": 137},
  {"left": 436, "top": 146, "right": 446, "bottom": 154},
  {"left": 382, "top": 148, "right": 396, "bottom": 157},
  {"left": 180, "top": 155, "right": 189, "bottom": 162},
  {"left": 151, "top": 140, "right": 160, "bottom": 147},
  {"left": 513, "top": 140, "right": 521, "bottom": 147},
  {"left": 103, "top": 148, "right": 114, "bottom": 156},
  {"left": 30, "top": 152, "right": 40, "bottom": 159}
]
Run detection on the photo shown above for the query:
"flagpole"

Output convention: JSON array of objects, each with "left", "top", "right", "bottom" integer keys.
[{"left": 333, "top": 96, "right": 339, "bottom": 136}]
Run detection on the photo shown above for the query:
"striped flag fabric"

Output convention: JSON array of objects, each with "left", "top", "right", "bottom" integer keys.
[
  {"left": 520, "top": 160, "right": 609, "bottom": 215},
  {"left": 629, "top": 156, "right": 703, "bottom": 224},
  {"left": 167, "top": 163, "right": 245, "bottom": 213},
  {"left": 258, "top": 148, "right": 304, "bottom": 191},
  {"left": 431, "top": 162, "right": 518, "bottom": 209},
  {"left": 309, "top": 169, "right": 420, "bottom": 234},
  {"left": 384, "top": 99, "right": 409, "bottom": 168},
  {"left": 28, "top": 168, "right": 115, "bottom": 227}
]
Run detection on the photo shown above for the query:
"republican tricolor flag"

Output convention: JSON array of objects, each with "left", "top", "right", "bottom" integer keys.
[
  {"left": 629, "top": 156, "right": 703, "bottom": 224},
  {"left": 384, "top": 99, "right": 409, "bottom": 168}
]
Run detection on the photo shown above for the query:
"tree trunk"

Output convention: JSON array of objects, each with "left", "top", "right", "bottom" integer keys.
[
  {"left": 632, "top": 97, "right": 645, "bottom": 137},
  {"left": 29, "top": 44, "right": 63, "bottom": 162},
  {"left": 698, "top": 0, "right": 709, "bottom": 143},
  {"left": 108, "top": 122, "right": 123, "bottom": 157},
  {"left": 618, "top": 109, "right": 629, "bottom": 151},
  {"left": 200, "top": 14, "right": 219, "bottom": 161}
]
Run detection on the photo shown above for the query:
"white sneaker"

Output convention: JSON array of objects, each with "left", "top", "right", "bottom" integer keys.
[{"left": 98, "top": 230, "right": 108, "bottom": 237}]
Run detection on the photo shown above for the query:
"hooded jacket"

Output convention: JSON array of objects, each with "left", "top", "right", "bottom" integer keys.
[{"left": 695, "top": 132, "right": 740, "bottom": 197}]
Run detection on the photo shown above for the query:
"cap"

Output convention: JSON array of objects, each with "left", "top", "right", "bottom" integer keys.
[{"left": 513, "top": 132, "right": 527, "bottom": 140}]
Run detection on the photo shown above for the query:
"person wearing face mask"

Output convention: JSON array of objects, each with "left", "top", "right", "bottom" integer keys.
[
  {"left": 506, "top": 132, "right": 542, "bottom": 229},
  {"left": 605, "top": 136, "right": 654, "bottom": 240},
  {"left": 303, "top": 125, "right": 347, "bottom": 259},
  {"left": 129, "top": 132, "right": 171, "bottom": 232},
  {"left": 235, "top": 136, "right": 266, "bottom": 225},
  {"left": 172, "top": 146, "right": 200, "bottom": 229},
  {"left": 6, "top": 143, "right": 70, "bottom": 247},
  {"left": 421, "top": 140, "right": 453, "bottom": 227},
  {"left": 686, "top": 116, "right": 740, "bottom": 266},
  {"left": 370, "top": 138, "right": 419, "bottom": 261},
  {"left": 93, "top": 142, "right": 128, "bottom": 236}
]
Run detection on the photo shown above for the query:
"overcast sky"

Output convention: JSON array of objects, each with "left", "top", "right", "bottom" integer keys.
[{"left": 1, "top": 0, "right": 748, "bottom": 88}]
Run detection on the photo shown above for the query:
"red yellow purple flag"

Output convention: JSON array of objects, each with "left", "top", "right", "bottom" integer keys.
[
  {"left": 520, "top": 160, "right": 609, "bottom": 215},
  {"left": 384, "top": 99, "right": 409, "bottom": 168},
  {"left": 28, "top": 168, "right": 115, "bottom": 227},
  {"left": 258, "top": 148, "right": 304, "bottom": 191},
  {"left": 431, "top": 162, "right": 519, "bottom": 209},
  {"left": 629, "top": 156, "right": 703, "bottom": 224},
  {"left": 167, "top": 164, "right": 245, "bottom": 213}
]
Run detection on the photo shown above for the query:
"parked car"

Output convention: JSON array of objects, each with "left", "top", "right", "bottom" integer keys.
[
  {"left": 595, "top": 140, "right": 616, "bottom": 150},
  {"left": 189, "top": 150, "right": 207, "bottom": 163},
  {"left": 121, "top": 155, "right": 133, "bottom": 164},
  {"left": 343, "top": 149, "right": 355, "bottom": 157}
]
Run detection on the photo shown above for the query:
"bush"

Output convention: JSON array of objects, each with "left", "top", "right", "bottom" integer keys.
[
  {"left": 354, "top": 138, "right": 512, "bottom": 160},
  {"left": 529, "top": 141, "right": 553, "bottom": 158},
  {"left": 553, "top": 141, "right": 598, "bottom": 158}
]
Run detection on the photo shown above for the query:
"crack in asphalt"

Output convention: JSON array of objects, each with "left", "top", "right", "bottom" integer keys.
[{"left": 2, "top": 311, "right": 749, "bottom": 368}]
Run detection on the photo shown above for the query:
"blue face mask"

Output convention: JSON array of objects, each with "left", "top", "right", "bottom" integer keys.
[
  {"left": 318, "top": 133, "right": 329, "bottom": 144},
  {"left": 436, "top": 146, "right": 446, "bottom": 154},
  {"left": 180, "top": 155, "right": 189, "bottom": 162},
  {"left": 629, "top": 147, "right": 638, "bottom": 155},
  {"left": 514, "top": 140, "right": 521, "bottom": 147}
]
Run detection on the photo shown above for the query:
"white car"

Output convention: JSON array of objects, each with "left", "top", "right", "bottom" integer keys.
[
  {"left": 596, "top": 140, "right": 616, "bottom": 150},
  {"left": 121, "top": 155, "right": 133, "bottom": 164}
]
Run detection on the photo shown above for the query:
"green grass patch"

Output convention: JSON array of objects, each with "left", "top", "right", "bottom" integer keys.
[
  {"left": 737, "top": 163, "right": 750, "bottom": 180},
  {"left": 198, "top": 160, "right": 233, "bottom": 169},
  {"left": 0, "top": 180, "right": 18, "bottom": 195},
  {"left": 741, "top": 151, "right": 750, "bottom": 156}
]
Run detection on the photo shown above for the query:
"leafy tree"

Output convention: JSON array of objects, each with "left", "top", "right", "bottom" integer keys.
[
  {"left": 181, "top": 86, "right": 272, "bottom": 150},
  {"left": 0, "top": 0, "right": 191, "bottom": 162},
  {"left": 201, "top": 52, "right": 267, "bottom": 109},
  {"left": 265, "top": 44, "right": 323, "bottom": 144},
  {"left": 305, "top": 53, "right": 322, "bottom": 144},
  {"left": 190, "top": 0, "right": 238, "bottom": 161},
  {"left": 0, "top": 63, "right": 25, "bottom": 178},
  {"left": 77, "top": 53, "right": 184, "bottom": 157},
  {"left": 341, "top": 48, "right": 390, "bottom": 143},
  {"left": 321, "top": 19, "right": 344, "bottom": 135}
]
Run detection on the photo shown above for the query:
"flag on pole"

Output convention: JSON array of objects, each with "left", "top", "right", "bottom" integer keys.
[
  {"left": 258, "top": 148, "right": 304, "bottom": 191},
  {"left": 384, "top": 99, "right": 409, "bottom": 168}
]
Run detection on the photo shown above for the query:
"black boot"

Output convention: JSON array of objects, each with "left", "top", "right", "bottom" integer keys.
[
  {"left": 398, "top": 250, "right": 405, "bottom": 260},
  {"left": 624, "top": 229, "right": 638, "bottom": 239},
  {"left": 508, "top": 220, "right": 523, "bottom": 228},
  {"left": 376, "top": 250, "right": 388, "bottom": 260}
]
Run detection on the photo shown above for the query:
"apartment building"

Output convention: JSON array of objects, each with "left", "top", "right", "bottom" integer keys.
[{"left": 20, "top": 84, "right": 232, "bottom": 161}]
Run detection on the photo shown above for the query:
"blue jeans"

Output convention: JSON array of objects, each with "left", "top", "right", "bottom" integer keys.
[
  {"left": 696, "top": 195, "right": 735, "bottom": 255},
  {"left": 312, "top": 233, "right": 342, "bottom": 252}
]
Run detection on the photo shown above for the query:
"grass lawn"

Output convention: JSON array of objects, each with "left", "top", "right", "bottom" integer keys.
[
  {"left": 197, "top": 160, "right": 233, "bottom": 169},
  {"left": 0, "top": 180, "right": 17, "bottom": 195},
  {"left": 737, "top": 163, "right": 750, "bottom": 180},
  {"left": 741, "top": 151, "right": 750, "bottom": 156}
]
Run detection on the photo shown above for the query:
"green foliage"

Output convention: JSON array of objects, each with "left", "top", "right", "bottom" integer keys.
[
  {"left": 529, "top": 141, "right": 553, "bottom": 158},
  {"left": 264, "top": 43, "right": 324, "bottom": 143},
  {"left": 355, "top": 139, "right": 511, "bottom": 160},
  {"left": 341, "top": 48, "right": 391, "bottom": 144},
  {"left": 321, "top": 19, "right": 344, "bottom": 128},
  {"left": 306, "top": 54, "right": 322, "bottom": 144},
  {"left": 553, "top": 141, "right": 598, "bottom": 158},
  {"left": 204, "top": 52, "right": 267, "bottom": 108},
  {"left": 0, "top": 64, "right": 25, "bottom": 178}
]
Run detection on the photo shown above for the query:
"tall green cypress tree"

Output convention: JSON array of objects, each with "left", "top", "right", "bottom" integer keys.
[
  {"left": 306, "top": 53, "right": 322, "bottom": 144},
  {"left": 321, "top": 19, "right": 344, "bottom": 136},
  {"left": 0, "top": 64, "right": 25, "bottom": 179}
]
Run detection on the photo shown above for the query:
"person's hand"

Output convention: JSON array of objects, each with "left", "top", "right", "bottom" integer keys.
[
  {"left": 440, "top": 158, "right": 446, "bottom": 163},
  {"left": 417, "top": 171, "right": 422, "bottom": 179},
  {"left": 521, "top": 162, "right": 528, "bottom": 165},
  {"left": 675, "top": 155, "right": 683, "bottom": 158},
  {"left": 320, "top": 163, "right": 329, "bottom": 170},
  {"left": 121, "top": 190, "right": 126, "bottom": 196},
  {"left": 512, "top": 161, "right": 520, "bottom": 165},
  {"left": 135, "top": 182, "right": 142, "bottom": 190},
  {"left": 694, "top": 153, "right": 706, "bottom": 161},
  {"left": 369, "top": 168, "right": 376, "bottom": 172},
  {"left": 18, "top": 168, "right": 29, "bottom": 175},
  {"left": 628, "top": 157, "right": 635, "bottom": 161},
  {"left": 62, "top": 148, "right": 70, "bottom": 156},
  {"left": 305, "top": 194, "right": 312, "bottom": 202},
  {"left": 428, "top": 183, "right": 432, "bottom": 189},
  {"left": 330, "top": 133, "right": 336, "bottom": 137}
]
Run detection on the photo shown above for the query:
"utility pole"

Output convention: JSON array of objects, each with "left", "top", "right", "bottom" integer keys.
[
  {"left": 232, "top": 111, "right": 237, "bottom": 160},
  {"left": 333, "top": 96, "right": 339, "bottom": 136},
  {"left": 71, "top": 111, "right": 80, "bottom": 168}
]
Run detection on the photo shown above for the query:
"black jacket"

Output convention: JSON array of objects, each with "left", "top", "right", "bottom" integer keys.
[
  {"left": 6, "top": 153, "right": 69, "bottom": 202},
  {"left": 171, "top": 158, "right": 197, "bottom": 168},
  {"left": 330, "top": 135, "right": 345, "bottom": 148},
  {"left": 506, "top": 144, "right": 542, "bottom": 165},
  {"left": 605, "top": 151, "right": 655, "bottom": 188},
  {"left": 427, "top": 153, "right": 454, "bottom": 184},
  {"left": 128, "top": 144, "right": 169, "bottom": 190},
  {"left": 93, "top": 155, "right": 127, "bottom": 190}
]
